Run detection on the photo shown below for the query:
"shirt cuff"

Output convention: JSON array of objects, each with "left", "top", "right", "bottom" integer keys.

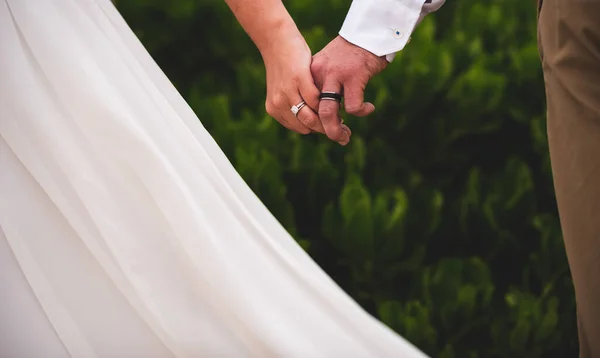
[{"left": 339, "top": 0, "right": 427, "bottom": 62}]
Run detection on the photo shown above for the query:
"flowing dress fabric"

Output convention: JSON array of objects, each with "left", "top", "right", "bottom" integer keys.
[{"left": 0, "top": 1, "right": 427, "bottom": 357}]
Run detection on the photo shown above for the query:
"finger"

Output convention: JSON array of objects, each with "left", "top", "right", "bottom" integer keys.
[
  {"left": 337, "top": 122, "right": 351, "bottom": 146},
  {"left": 341, "top": 121, "right": 352, "bottom": 137},
  {"left": 296, "top": 106, "right": 325, "bottom": 134},
  {"left": 336, "top": 119, "right": 352, "bottom": 145},
  {"left": 291, "top": 97, "right": 325, "bottom": 134},
  {"left": 298, "top": 75, "right": 321, "bottom": 112},
  {"left": 267, "top": 99, "right": 311, "bottom": 135},
  {"left": 280, "top": 107, "right": 313, "bottom": 135},
  {"left": 278, "top": 114, "right": 312, "bottom": 135},
  {"left": 318, "top": 82, "right": 348, "bottom": 144},
  {"left": 343, "top": 78, "right": 375, "bottom": 117}
]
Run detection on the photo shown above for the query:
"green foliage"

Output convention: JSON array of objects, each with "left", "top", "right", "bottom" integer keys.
[{"left": 115, "top": 0, "right": 577, "bottom": 356}]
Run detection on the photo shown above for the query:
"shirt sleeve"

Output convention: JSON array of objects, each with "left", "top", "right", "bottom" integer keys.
[{"left": 339, "top": 0, "right": 446, "bottom": 62}]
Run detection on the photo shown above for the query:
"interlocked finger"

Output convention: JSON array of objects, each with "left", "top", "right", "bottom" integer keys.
[
  {"left": 317, "top": 81, "right": 349, "bottom": 144},
  {"left": 291, "top": 97, "right": 325, "bottom": 133},
  {"left": 279, "top": 103, "right": 311, "bottom": 134}
]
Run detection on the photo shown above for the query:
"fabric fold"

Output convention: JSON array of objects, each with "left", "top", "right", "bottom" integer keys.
[{"left": 0, "top": 0, "right": 429, "bottom": 357}]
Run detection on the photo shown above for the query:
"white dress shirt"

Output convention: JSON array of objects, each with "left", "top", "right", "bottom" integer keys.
[{"left": 339, "top": 0, "right": 446, "bottom": 61}]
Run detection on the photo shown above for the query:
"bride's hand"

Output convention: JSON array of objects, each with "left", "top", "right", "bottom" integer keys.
[{"left": 259, "top": 27, "right": 351, "bottom": 145}]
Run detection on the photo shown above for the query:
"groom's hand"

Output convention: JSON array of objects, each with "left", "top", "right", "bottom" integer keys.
[{"left": 311, "top": 36, "right": 388, "bottom": 143}]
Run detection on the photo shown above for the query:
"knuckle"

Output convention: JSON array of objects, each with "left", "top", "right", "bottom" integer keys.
[
  {"left": 310, "top": 59, "right": 325, "bottom": 76},
  {"left": 326, "top": 127, "right": 343, "bottom": 140},
  {"left": 299, "top": 115, "right": 318, "bottom": 129},
  {"left": 271, "top": 94, "right": 286, "bottom": 108},
  {"left": 275, "top": 116, "right": 288, "bottom": 126},
  {"left": 307, "top": 101, "right": 320, "bottom": 112},
  {"left": 307, "top": 88, "right": 321, "bottom": 103},
  {"left": 319, "top": 106, "right": 338, "bottom": 118},
  {"left": 300, "top": 87, "right": 321, "bottom": 109},
  {"left": 345, "top": 104, "right": 361, "bottom": 114},
  {"left": 266, "top": 92, "right": 287, "bottom": 112},
  {"left": 265, "top": 101, "right": 277, "bottom": 116},
  {"left": 291, "top": 71, "right": 304, "bottom": 84}
]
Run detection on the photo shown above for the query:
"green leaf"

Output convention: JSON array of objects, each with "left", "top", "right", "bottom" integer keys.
[{"left": 509, "top": 321, "right": 531, "bottom": 350}]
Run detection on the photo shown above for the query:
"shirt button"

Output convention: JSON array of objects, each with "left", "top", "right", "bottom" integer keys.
[{"left": 393, "top": 29, "right": 403, "bottom": 39}]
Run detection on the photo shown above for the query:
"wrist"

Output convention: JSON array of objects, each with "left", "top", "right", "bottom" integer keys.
[
  {"left": 337, "top": 36, "right": 388, "bottom": 73},
  {"left": 256, "top": 17, "right": 305, "bottom": 60}
]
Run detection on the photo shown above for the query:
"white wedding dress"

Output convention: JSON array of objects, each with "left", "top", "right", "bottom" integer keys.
[{"left": 0, "top": 1, "right": 428, "bottom": 357}]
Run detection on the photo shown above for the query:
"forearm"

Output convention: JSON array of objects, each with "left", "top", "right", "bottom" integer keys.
[{"left": 224, "top": 0, "right": 301, "bottom": 58}]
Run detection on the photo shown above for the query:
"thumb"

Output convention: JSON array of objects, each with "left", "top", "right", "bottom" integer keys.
[{"left": 343, "top": 78, "right": 375, "bottom": 117}]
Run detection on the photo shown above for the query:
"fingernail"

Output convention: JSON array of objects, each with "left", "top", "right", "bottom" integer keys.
[{"left": 339, "top": 135, "right": 350, "bottom": 146}]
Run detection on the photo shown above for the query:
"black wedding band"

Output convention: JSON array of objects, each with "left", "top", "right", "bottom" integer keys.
[{"left": 319, "top": 92, "right": 343, "bottom": 102}]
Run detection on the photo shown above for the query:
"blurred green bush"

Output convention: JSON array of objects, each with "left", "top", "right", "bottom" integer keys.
[{"left": 115, "top": 0, "right": 577, "bottom": 356}]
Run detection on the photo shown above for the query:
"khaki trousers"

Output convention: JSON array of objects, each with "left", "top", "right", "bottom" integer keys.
[{"left": 538, "top": 1, "right": 600, "bottom": 356}]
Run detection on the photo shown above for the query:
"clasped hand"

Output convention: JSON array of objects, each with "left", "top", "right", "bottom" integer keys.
[{"left": 263, "top": 35, "right": 387, "bottom": 146}]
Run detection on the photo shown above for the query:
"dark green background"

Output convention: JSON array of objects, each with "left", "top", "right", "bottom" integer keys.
[{"left": 115, "top": 1, "right": 576, "bottom": 356}]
